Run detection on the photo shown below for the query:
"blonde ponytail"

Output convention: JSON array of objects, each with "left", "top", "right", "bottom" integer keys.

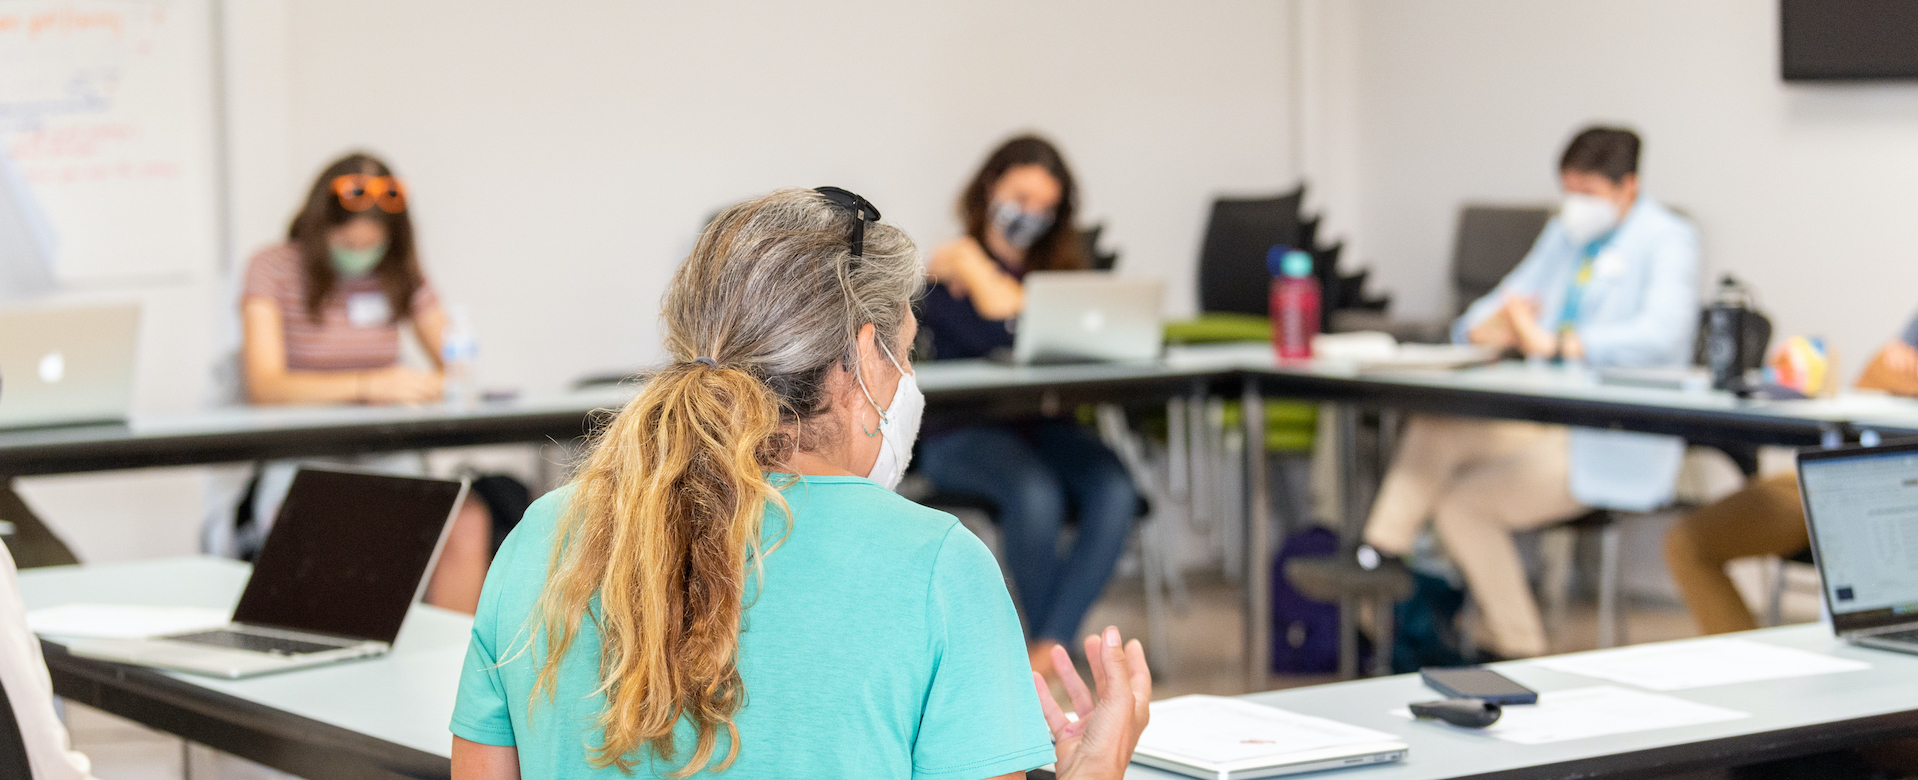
[
  {"left": 533, "top": 362, "right": 786, "bottom": 775},
  {"left": 524, "top": 188, "right": 922, "bottom": 774}
]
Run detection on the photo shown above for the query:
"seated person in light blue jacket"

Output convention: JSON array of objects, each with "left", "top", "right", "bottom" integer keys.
[{"left": 1357, "top": 126, "right": 1699, "bottom": 659}]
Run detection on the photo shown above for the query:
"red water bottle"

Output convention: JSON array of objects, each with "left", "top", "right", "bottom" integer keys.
[{"left": 1269, "top": 247, "right": 1320, "bottom": 361}]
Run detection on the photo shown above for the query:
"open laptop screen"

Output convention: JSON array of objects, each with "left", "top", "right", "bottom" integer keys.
[
  {"left": 1801, "top": 447, "right": 1918, "bottom": 633},
  {"left": 232, "top": 468, "right": 465, "bottom": 643}
]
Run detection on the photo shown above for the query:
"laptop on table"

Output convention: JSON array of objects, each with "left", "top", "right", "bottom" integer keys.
[
  {"left": 1003, "top": 271, "right": 1164, "bottom": 365},
  {"left": 66, "top": 467, "right": 468, "bottom": 678},
  {"left": 1799, "top": 441, "right": 1918, "bottom": 654},
  {"left": 0, "top": 303, "right": 139, "bottom": 429}
]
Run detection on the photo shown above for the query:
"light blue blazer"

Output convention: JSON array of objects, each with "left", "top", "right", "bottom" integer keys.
[{"left": 1453, "top": 196, "right": 1701, "bottom": 510}]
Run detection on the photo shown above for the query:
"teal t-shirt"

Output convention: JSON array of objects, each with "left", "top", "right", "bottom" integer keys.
[{"left": 451, "top": 475, "right": 1055, "bottom": 779}]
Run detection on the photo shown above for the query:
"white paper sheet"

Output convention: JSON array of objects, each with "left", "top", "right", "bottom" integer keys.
[
  {"left": 1142, "top": 695, "right": 1402, "bottom": 765},
  {"left": 1392, "top": 686, "right": 1748, "bottom": 745},
  {"left": 27, "top": 604, "right": 229, "bottom": 639},
  {"left": 1527, "top": 638, "right": 1871, "bottom": 691}
]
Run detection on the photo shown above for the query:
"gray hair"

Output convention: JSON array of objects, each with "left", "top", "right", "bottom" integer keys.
[{"left": 661, "top": 188, "right": 923, "bottom": 441}]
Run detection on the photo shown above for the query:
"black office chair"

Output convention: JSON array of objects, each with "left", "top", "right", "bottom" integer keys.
[
  {"left": 1196, "top": 189, "right": 1305, "bottom": 317},
  {"left": 0, "top": 678, "right": 34, "bottom": 780},
  {"left": 1450, "top": 206, "right": 1554, "bottom": 319},
  {"left": 1341, "top": 204, "right": 1552, "bottom": 343}
]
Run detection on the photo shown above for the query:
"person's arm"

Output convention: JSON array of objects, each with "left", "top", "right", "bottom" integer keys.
[
  {"left": 1503, "top": 296, "right": 1562, "bottom": 359},
  {"left": 1465, "top": 304, "right": 1518, "bottom": 349},
  {"left": 929, "top": 238, "right": 1025, "bottom": 321},
  {"left": 1857, "top": 342, "right": 1918, "bottom": 396},
  {"left": 452, "top": 737, "right": 519, "bottom": 780},
  {"left": 1453, "top": 224, "right": 1560, "bottom": 345},
  {"left": 1032, "top": 627, "right": 1152, "bottom": 780},
  {"left": 241, "top": 296, "right": 442, "bottom": 404},
  {"left": 0, "top": 546, "right": 100, "bottom": 780},
  {"left": 1575, "top": 225, "right": 1701, "bottom": 367},
  {"left": 411, "top": 300, "right": 449, "bottom": 371}
]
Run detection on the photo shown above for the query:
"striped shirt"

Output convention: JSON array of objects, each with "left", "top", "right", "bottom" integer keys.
[{"left": 242, "top": 243, "right": 438, "bottom": 372}]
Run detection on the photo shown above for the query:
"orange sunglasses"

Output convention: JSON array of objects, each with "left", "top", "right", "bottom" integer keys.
[{"left": 331, "top": 174, "right": 408, "bottom": 214}]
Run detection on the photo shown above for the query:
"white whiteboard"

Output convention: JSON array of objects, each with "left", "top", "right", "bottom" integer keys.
[{"left": 0, "top": 0, "right": 219, "bottom": 282}]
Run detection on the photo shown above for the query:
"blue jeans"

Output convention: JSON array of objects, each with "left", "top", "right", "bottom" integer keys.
[{"left": 919, "top": 421, "right": 1138, "bottom": 646}]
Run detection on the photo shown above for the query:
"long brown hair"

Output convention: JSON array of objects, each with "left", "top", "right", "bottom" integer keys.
[
  {"left": 286, "top": 153, "right": 422, "bottom": 323},
  {"left": 528, "top": 189, "right": 922, "bottom": 775},
  {"left": 959, "top": 134, "right": 1089, "bottom": 271}
]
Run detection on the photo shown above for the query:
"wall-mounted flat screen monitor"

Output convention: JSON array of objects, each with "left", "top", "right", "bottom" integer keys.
[{"left": 1782, "top": 0, "right": 1918, "bottom": 81}]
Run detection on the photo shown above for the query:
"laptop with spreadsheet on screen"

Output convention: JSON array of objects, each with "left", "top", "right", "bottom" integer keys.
[
  {"left": 1799, "top": 442, "right": 1918, "bottom": 655},
  {"left": 63, "top": 467, "right": 467, "bottom": 678}
]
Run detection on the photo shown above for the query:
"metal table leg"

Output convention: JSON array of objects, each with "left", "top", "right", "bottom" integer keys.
[
  {"left": 1336, "top": 404, "right": 1365, "bottom": 678},
  {"left": 1242, "top": 378, "right": 1270, "bottom": 690}
]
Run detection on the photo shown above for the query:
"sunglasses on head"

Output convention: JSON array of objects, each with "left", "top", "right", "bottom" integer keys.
[{"left": 331, "top": 174, "right": 407, "bottom": 214}]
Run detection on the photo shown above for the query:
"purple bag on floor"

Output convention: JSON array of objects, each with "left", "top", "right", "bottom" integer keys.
[{"left": 1271, "top": 526, "right": 1341, "bottom": 674}]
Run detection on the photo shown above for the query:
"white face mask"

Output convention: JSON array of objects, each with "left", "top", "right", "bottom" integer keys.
[
  {"left": 855, "top": 340, "right": 924, "bottom": 491},
  {"left": 1559, "top": 193, "right": 1620, "bottom": 246}
]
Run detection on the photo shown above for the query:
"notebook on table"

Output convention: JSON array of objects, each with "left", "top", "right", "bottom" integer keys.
[
  {"left": 60, "top": 467, "right": 467, "bottom": 678},
  {"left": 1133, "top": 695, "right": 1407, "bottom": 779}
]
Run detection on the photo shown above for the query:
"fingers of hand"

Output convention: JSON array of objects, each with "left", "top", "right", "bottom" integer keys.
[
  {"left": 1125, "top": 638, "right": 1151, "bottom": 708},
  {"left": 1083, "top": 633, "right": 1109, "bottom": 693},
  {"left": 1057, "top": 644, "right": 1096, "bottom": 719},
  {"left": 1097, "top": 628, "right": 1133, "bottom": 708},
  {"left": 1033, "top": 672, "right": 1071, "bottom": 735}
]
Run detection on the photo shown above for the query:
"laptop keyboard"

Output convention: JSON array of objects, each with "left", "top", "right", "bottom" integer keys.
[
  {"left": 164, "top": 629, "right": 349, "bottom": 657},
  {"left": 1868, "top": 629, "right": 1918, "bottom": 645}
]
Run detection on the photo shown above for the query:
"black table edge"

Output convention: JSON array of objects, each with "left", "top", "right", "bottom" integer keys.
[
  {"left": 44, "top": 640, "right": 448, "bottom": 780},
  {"left": 1444, "top": 706, "right": 1918, "bottom": 779}
]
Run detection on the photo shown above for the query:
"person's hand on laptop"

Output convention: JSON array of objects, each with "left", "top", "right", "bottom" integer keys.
[{"left": 1033, "top": 625, "right": 1152, "bottom": 780}]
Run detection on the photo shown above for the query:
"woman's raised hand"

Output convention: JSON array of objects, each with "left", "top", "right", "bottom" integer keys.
[{"left": 1032, "top": 626, "right": 1152, "bottom": 780}]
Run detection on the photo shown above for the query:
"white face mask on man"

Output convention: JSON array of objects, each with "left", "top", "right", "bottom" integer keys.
[
  {"left": 1559, "top": 193, "right": 1621, "bottom": 246},
  {"left": 855, "top": 340, "right": 925, "bottom": 491}
]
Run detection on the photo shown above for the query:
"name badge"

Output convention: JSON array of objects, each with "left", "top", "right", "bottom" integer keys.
[
  {"left": 1593, "top": 249, "right": 1629, "bottom": 280},
  {"left": 345, "top": 292, "right": 392, "bottom": 327}
]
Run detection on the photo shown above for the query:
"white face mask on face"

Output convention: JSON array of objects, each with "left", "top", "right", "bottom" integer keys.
[
  {"left": 1559, "top": 193, "right": 1621, "bottom": 246},
  {"left": 855, "top": 340, "right": 925, "bottom": 491}
]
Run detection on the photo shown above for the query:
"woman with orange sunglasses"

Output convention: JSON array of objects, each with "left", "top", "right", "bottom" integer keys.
[{"left": 233, "top": 152, "right": 496, "bottom": 613}]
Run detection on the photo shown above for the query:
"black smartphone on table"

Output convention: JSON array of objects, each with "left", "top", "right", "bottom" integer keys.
[{"left": 1420, "top": 666, "right": 1538, "bottom": 705}]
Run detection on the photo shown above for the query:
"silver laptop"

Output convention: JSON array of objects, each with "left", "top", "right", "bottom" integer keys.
[
  {"left": 0, "top": 302, "right": 139, "bottom": 429},
  {"left": 1009, "top": 271, "right": 1164, "bottom": 365},
  {"left": 66, "top": 467, "right": 468, "bottom": 678},
  {"left": 1799, "top": 441, "right": 1918, "bottom": 654}
]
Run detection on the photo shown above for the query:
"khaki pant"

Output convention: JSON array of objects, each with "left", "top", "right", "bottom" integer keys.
[
  {"left": 1663, "top": 473, "right": 1807, "bottom": 635},
  {"left": 1363, "top": 416, "right": 1583, "bottom": 658}
]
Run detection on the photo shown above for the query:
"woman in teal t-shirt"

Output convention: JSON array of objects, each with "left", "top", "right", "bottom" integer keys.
[{"left": 450, "top": 188, "right": 1150, "bottom": 780}]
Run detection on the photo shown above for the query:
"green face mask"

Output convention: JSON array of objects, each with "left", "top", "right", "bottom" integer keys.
[{"left": 329, "top": 243, "right": 387, "bottom": 277}]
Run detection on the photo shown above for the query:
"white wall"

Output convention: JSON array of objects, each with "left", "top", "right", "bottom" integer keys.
[
  {"left": 23, "top": 0, "right": 1298, "bottom": 561},
  {"left": 1312, "top": 0, "right": 1918, "bottom": 373},
  {"left": 265, "top": 0, "right": 1298, "bottom": 392}
]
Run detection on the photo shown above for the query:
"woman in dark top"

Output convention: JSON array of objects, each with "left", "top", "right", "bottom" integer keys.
[{"left": 919, "top": 135, "right": 1140, "bottom": 675}]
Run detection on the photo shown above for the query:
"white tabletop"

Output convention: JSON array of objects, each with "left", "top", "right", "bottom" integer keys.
[
  {"left": 16, "top": 557, "right": 469, "bottom": 759},
  {"left": 1125, "top": 623, "right": 1912, "bottom": 778},
  {"left": 14, "top": 344, "right": 1918, "bottom": 472},
  {"left": 20, "top": 558, "right": 1912, "bottom": 778}
]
